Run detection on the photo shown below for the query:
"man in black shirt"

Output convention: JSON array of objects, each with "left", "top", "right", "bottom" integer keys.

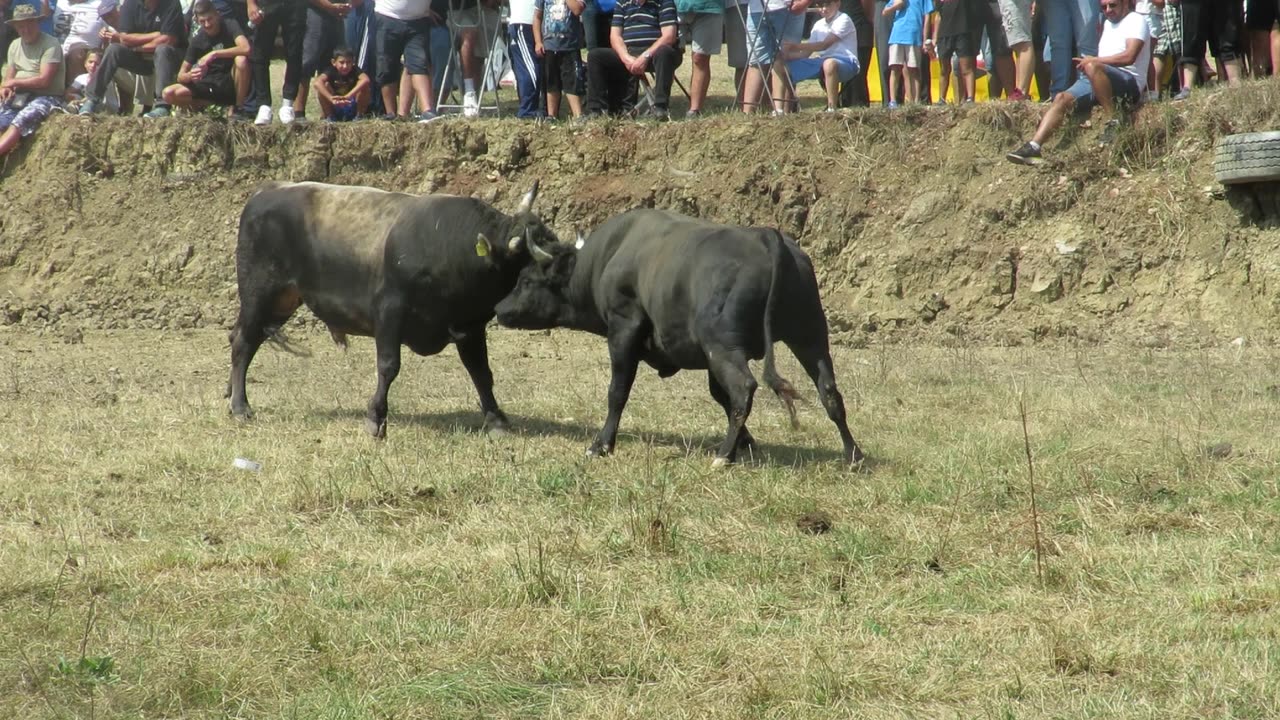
[
  {"left": 78, "top": 0, "right": 185, "bottom": 115},
  {"left": 159, "top": 0, "right": 249, "bottom": 112}
]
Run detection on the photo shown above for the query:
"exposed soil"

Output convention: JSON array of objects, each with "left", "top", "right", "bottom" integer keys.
[{"left": 4, "top": 80, "right": 1280, "bottom": 347}]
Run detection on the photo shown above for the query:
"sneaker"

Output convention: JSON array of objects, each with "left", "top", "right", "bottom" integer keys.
[
  {"left": 143, "top": 105, "right": 171, "bottom": 118},
  {"left": 1172, "top": 88, "right": 1191, "bottom": 102},
  {"left": 463, "top": 91, "right": 479, "bottom": 118},
  {"left": 417, "top": 110, "right": 441, "bottom": 123},
  {"left": 887, "top": 101, "right": 899, "bottom": 109},
  {"left": 278, "top": 104, "right": 296, "bottom": 124},
  {"left": 685, "top": 108, "right": 702, "bottom": 119},
  {"left": 824, "top": 106, "right": 837, "bottom": 113},
  {"left": 643, "top": 106, "right": 670, "bottom": 122},
  {"left": 254, "top": 105, "right": 273, "bottom": 125},
  {"left": 1006, "top": 142, "right": 1043, "bottom": 166},
  {"left": 382, "top": 112, "right": 399, "bottom": 121},
  {"left": 1009, "top": 88, "right": 1028, "bottom": 101},
  {"left": 78, "top": 99, "right": 99, "bottom": 116},
  {"left": 771, "top": 108, "right": 786, "bottom": 117},
  {"left": 1099, "top": 119, "right": 1120, "bottom": 147}
]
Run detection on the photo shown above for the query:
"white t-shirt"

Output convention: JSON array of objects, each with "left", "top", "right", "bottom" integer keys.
[
  {"left": 509, "top": 0, "right": 536, "bottom": 24},
  {"left": 376, "top": 0, "right": 430, "bottom": 21},
  {"left": 811, "top": 12, "right": 856, "bottom": 62},
  {"left": 748, "top": 0, "right": 790, "bottom": 14},
  {"left": 1099, "top": 10, "right": 1151, "bottom": 90},
  {"left": 57, "top": 0, "right": 105, "bottom": 54}
]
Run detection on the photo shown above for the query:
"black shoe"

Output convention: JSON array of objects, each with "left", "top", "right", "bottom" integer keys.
[
  {"left": 1098, "top": 119, "right": 1120, "bottom": 147},
  {"left": 1006, "top": 142, "right": 1043, "bottom": 166},
  {"left": 643, "top": 106, "right": 670, "bottom": 122}
]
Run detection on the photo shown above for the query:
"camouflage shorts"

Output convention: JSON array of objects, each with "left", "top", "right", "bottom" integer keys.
[{"left": 0, "top": 95, "right": 61, "bottom": 138}]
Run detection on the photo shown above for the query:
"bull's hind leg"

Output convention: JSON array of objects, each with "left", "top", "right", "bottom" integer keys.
[
  {"left": 455, "top": 330, "right": 510, "bottom": 434},
  {"left": 790, "top": 342, "right": 864, "bottom": 465},
  {"left": 708, "top": 372, "right": 758, "bottom": 458},
  {"left": 228, "top": 286, "right": 301, "bottom": 419},
  {"left": 707, "top": 350, "right": 758, "bottom": 467}
]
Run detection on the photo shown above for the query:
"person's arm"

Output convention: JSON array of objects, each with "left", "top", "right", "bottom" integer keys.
[
  {"left": 610, "top": 22, "right": 632, "bottom": 63},
  {"left": 566, "top": 0, "right": 583, "bottom": 14},
  {"left": 310, "top": 0, "right": 350, "bottom": 18},
  {"left": 345, "top": 71, "right": 370, "bottom": 99},
  {"left": 313, "top": 73, "right": 335, "bottom": 101},
  {"left": 0, "top": 64, "right": 17, "bottom": 102},
  {"left": 201, "top": 31, "right": 251, "bottom": 65},
  {"left": 634, "top": 0, "right": 677, "bottom": 69},
  {"left": 2, "top": 57, "right": 61, "bottom": 91},
  {"left": 533, "top": 6, "right": 544, "bottom": 55},
  {"left": 176, "top": 59, "right": 197, "bottom": 83},
  {"left": 1078, "top": 35, "right": 1144, "bottom": 69},
  {"left": 881, "top": 0, "right": 902, "bottom": 16}
]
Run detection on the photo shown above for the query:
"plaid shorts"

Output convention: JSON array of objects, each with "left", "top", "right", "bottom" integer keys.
[
  {"left": 1156, "top": 3, "right": 1181, "bottom": 56},
  {"left": 0, "top": 95, "right": 61, "bottom": 137}
]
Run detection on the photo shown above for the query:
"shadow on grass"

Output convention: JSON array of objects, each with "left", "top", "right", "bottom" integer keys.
[{"left": 312, "top": 407, "right": 859, "bottom": 469}]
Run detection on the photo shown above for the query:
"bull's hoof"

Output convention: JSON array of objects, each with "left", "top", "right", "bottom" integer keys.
[
  {"left": 847, "top": 445, "right": 867, "bottom": 468},
  {"left": 585, "top": 442, "right": 613, "bottom": 458},
  {"left": 365, "top": 417, "right": 387, "bottom": 439},
  {"left": 230, "top": 406, "right": 253, "bottom": 421},
  {"left": 711, "top": 456, "right": 731, "bottom": 469},
  {"left": 486, "top": 425, "right": 510, "bottom": 438},
  {"left": 484, "top": 413, "right": 511, "bottom": 437}
]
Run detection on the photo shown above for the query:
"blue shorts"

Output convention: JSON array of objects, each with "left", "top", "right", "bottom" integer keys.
[
  {"left": 786, "top": 56, "right": 859, "bottom": 84},
  {"left": 746, "top": 9, "right": 803, "bottom": 66},
  {"left": 331, "top": 102, "right": 359, "bottom": 121},
  {"left": 1064, "top": 64, "right": 1141, "bottom": 109}
]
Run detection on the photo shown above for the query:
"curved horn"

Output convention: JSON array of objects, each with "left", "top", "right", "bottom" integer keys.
[
  {"left": 574, "top": 228, "right": 586, "bottom": 250},
  {"left": 517, "top": 180, "right": 540, "bottom": 214},
  {"left": 529, "top": 240, "right": 554, "bottom": 264},
  {"left": 508, "top": 235, "right": 522, "bottom": 252}
]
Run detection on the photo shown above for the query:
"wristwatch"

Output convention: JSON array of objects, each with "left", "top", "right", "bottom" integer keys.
[{"left": 642, "top": 50, "right": 652, "bottom": 60}]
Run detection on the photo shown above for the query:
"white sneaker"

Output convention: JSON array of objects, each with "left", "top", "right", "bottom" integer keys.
[
  {"left": 254, "top": 104, "right": 272, "bottom": 125},
  {"left": 279, "top": 104, "right": 296, "bottom": 124},
  {"left": 463, "top": 91, "right": 479, "bottom": 118}
]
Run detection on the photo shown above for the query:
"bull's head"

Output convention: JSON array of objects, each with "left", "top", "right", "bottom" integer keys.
[
  {"left": 503, "top": 181, "right": 563, "bottom": 258},
  {"left": 495, "top": 222, "right": 586, "bottom": 331}
]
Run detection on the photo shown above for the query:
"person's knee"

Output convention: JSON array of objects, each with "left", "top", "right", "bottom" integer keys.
[
  {"left": 692, "top": 52, "right": 711, "bottom": 68},
  {"left": 234, "top": 56, "right": 249, "bottom": 72}
]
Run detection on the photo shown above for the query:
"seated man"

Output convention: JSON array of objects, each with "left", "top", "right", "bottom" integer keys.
[
  {"left": 159, "top": 0, "right": 249, "bottom": 114},
  {"left": 0, "top": 3, "right": 64, "bottom": 158},
  {"left": 1006, "top": 0, "right": 1149, "bottom": 165},
  {"left": 77, "top": 0, "right": 184, "bottom": 117},
  {"left": 781, "top": 0, "right": 858, "bottom": 111},
  {"left": 312, "top": 45, "right": 371, "bottom": 119},
  {"left": 585, "top": 0, "right": 680, "bottom": 119}
]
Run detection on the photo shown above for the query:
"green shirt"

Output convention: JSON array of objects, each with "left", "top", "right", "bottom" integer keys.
[
  {"left": 8, "top": 32, "right": 65, "bottom": 97},
  {"left": 675, "top": 0, "right": 721, "bottom": 14}
]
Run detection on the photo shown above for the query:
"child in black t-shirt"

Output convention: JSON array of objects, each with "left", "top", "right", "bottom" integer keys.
[
  {"left": 313, "top": 46, "right": 371, "bottom": 121},
  {"left": 159, "top": 0, "right": 251, "bottom": 113},
  {"left": 926, "top": 0, "right": 976, "bottom": 103}
]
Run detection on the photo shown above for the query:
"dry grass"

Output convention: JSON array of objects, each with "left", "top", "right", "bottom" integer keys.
[{"left": 2, "top": 327, "right": 1279, "bottom": 718}]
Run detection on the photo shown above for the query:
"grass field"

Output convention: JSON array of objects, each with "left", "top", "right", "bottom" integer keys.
[{"left": 3, "top": 327, "right": 1279, "bottom": 718}]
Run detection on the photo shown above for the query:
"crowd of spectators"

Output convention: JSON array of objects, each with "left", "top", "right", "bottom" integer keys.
[{"left": 0, "top": 0, "right": 1268, "bottom": 160}]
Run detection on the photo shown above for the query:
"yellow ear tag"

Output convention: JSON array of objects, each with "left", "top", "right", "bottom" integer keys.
[{"left": 475, "top": 240, "right": 490, "bottom": 257}]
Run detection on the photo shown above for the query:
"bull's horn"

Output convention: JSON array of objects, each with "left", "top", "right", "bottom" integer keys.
[
  {"left": 574, "top": 228, "right": 585, "bottom": 250},
  {"left": 508, "top": 235, "right": 522, "bottom": 251},
  {"left": 530, "top": 241, "right": 554, "bottom": 263},
  {"left": 517, "top": 180, "right": 540, "bottom": 213}
]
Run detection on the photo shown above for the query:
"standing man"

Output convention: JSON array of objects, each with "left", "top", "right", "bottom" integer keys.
[
  {"left": 375, "top": 0, "right": 436, "bottom": 119},
  {"left": 246, "top": 0, "right": 306, "bottom": 124},
  {"left": 1042, "top": 0, "right": 1099, "bottom": 98},
  {"left": 837, "top": 0, "right": 873, "bottom": 106},
  {"left": 77, "top": 0, "right": 184, "bottom": 116},
  {"left": 676, "top": 0, "right": 721, "bottom": 117},
  {"left": 1, "top": 3, "right": 63, "bottom": 157},
  {"left": 292, "top": 0, "right": 351, "bottom": 122},
  {"left": 509, "top": 0, "right": 544, "bottom": 118}
]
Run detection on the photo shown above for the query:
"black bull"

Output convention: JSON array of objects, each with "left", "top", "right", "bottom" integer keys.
[
  {"left": 226, "top": 180, "right": 558, "bottom": 437},
  {"left": 494, "top": 208, "right": 864, "bottom": 466}
]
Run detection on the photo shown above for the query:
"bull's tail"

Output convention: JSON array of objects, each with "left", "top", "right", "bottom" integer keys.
[{"left": 762, "top": 229, "right": 801, "bottom": 429}]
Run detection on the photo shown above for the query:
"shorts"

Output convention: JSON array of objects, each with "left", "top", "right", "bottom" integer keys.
[
  {"left": 1065, "top": 63, "right": 1141, "bottom": 109},
  {"left": 887, "top": 43, "right": 921, "bottom": 68},
  {"left": 937, "top": 32, "right": 976, "bottom": 62},
  {"left": 787, "top": 56, "right": 858, "bottom": 83},
  {"left": 330, "top": 101, "right": 359, "bottom": 121},
  {"left": 187, "top": 74, "right": 238, "bottom": 105},
  {"left": 998, "top": 0, "right": 1032, "bottom": 46},
  {"left": 1156, "top": 4, "right": 1181, "bottom": 55},
  {"left": 679, "top": 11, "right": 724, "bottom": 55},
  {"left": 0, "top": 95, "right": 59, "bottom": 137},
  {"left": 1246, "top": 0, "right": 1279, "bottom": 31},
  {"left": 1147, "top": 7, "right": 1165, "bottom": 39},
  {"left": 544, "top": 48, "right": 583, "bottom": 94},
  {"left": 449, "top": 5, "right": 501, "bottom": 58},
  {"left": 746, "top": 8, "right": 802, "bottom": 65},
  {"left": 1179, "top": 0, "right": 1243, "bottom": 65},
  {"left": 725, "top": 3, "right": 748, "bottom": 68},
  {"left": 973, "top": 0, "right": 1012, "bottom": 56},
  {"left": 376, "top": 13, "right": 432, "bottom": 85}
]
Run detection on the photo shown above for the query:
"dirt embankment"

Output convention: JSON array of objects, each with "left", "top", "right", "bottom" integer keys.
[{"left": 3, "top": 82, "right": 1280, "bottom": 347}]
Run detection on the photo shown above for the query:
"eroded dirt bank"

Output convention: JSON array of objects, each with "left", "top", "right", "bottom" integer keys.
[{"left": 3, "top": 81, "right": 1280, "bottom": 347}]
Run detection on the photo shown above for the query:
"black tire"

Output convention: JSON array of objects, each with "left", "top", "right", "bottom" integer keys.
[{"left": 1214, "top": 132, "right": 1280, "bottom": 185}]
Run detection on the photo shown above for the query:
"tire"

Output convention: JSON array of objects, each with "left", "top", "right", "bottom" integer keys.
[{"left": 1214, "top": 132, "right": 1280, "bottom": 185}]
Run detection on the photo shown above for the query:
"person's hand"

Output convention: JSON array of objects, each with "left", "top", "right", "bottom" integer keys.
[
  {"left": 627, "top": 54, "right": 648, "bottom": 75},
  {"left": 248, "top": 0, "right": 263, "bottom": 24},
  {"left": 781, "top": 41, "right": 796, "bottom": 53},
  {"left": 190, "top": 63, "right": 206, "bottom": 80},
  {"left": 880, "top": 4, "right": 893, "bottom": 16},
  {"left": 327, "top": 1, "right": 350, "bottom": 18},
  {"left": 99, "top": 26, "right": 119, "bottom": 43},
  {"left": 789, "top": 0, "right": 809, "bottom": 12},
  {"left": 0, "top": 86, "right": 13, "bottom": 103},
  {"left": 535, "top": 39, "right": 544, "bottom": 57}
]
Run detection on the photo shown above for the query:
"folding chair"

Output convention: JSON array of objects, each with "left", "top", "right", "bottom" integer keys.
[
  {"left": 437, "top": 0, "right": 508, "bottom": 116},
  {"left": 734, "top": 1, "right": 802, "bottom": 113},
  {"left": 632, "top": 66, "right": 693, "bottom": 117}
]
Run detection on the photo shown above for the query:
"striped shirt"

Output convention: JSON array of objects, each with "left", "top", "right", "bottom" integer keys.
[{"left": 611, "top": 0, "right": 677, "bottom": 48}]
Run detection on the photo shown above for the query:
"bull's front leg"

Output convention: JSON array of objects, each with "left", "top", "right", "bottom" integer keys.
[
  {"left": 455, "top": 329, "right": 510, "bottom": 434},
  {"left": 366, "top": 305, "right": 405, "bottom": 439},
  {"left": 588, "top": 321, "right": 646, "bottom": 457}
]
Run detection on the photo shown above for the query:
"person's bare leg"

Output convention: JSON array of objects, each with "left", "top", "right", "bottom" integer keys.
[
  {"left": 905, "top": 65, "right": 919, "bottom": 103},
  {"left": 0, "top": 126, "right": 21, "bottom": 157},
  {"left": 772, "top": 62, "right": 793, "bottom": 112},
  {"left": 411, "top": 72, "right": 435, "bottom": 112},
  {"left": 234, "top": 56, "right": 250, "bottom": 108},
  {"left": 994, "top": 54, "right": 1015, "bottom": 98},
  {"left": 1011, "top": 41, "right": 1033, "bottom": 94},
  {"left": 1031, "top": 92, "right": 1075, "bottom": 145},
  {"left": 690, "top": 51, "right": 711, "bottom": 111},
  {"left": 742, "top": 64, "right": 767, "bottom": 112},
  {"left": 1222, "top": 58, "right": 1245, "bottom": 85},
  {"left": 398, "top": 69, "right": 414, "bottom": 116},
  {"left": 567, "top": 92, "right": 583, "bottom": 117},
  {"left": 547, "top": 89, "right": 561, "bottom": 118},
  {"left": 959, "top": 57, "right": 976, "bottom": 100},
  {"left": 822, "top": 59, "right": 840, "bottom": 107}
]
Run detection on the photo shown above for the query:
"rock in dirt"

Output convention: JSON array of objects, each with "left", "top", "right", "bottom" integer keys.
[
  {"left": 796, "top": 511, "right": 834, "bottom": 535},
  {"left": 1204, "top": 442, "right": 1233, "bottom": 460}
]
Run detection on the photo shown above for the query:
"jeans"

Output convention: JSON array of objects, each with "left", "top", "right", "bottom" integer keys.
[
  {"left": 586, "top": 44, "right": 682, "bottom": 115},
  {"left": 581, "top": 0, "right": 613, "bottom": 50},
  {"left": 430, "top": 24, "right": 451, "bottom": 98},
  {"left": 250, "top": 0, "right": 307, "bottom": 107},
  {"left": 1044, "top": 0, "right": 1099, "bottom": 97},
  {"left": 90, "top": 44, "right": 181, "bottom": 107}
]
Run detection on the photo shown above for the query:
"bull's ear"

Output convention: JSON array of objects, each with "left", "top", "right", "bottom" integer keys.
[
  {"left": 475, "top": 233, "right": 494, "bottom": 258},
  {"left": 517, "top": 180, "right": 540, "bottom": 214}
]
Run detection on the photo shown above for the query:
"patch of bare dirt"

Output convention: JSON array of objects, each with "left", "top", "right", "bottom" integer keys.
[{"left": 3, "top": 81, "right": 1280, "bottom": 347}]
